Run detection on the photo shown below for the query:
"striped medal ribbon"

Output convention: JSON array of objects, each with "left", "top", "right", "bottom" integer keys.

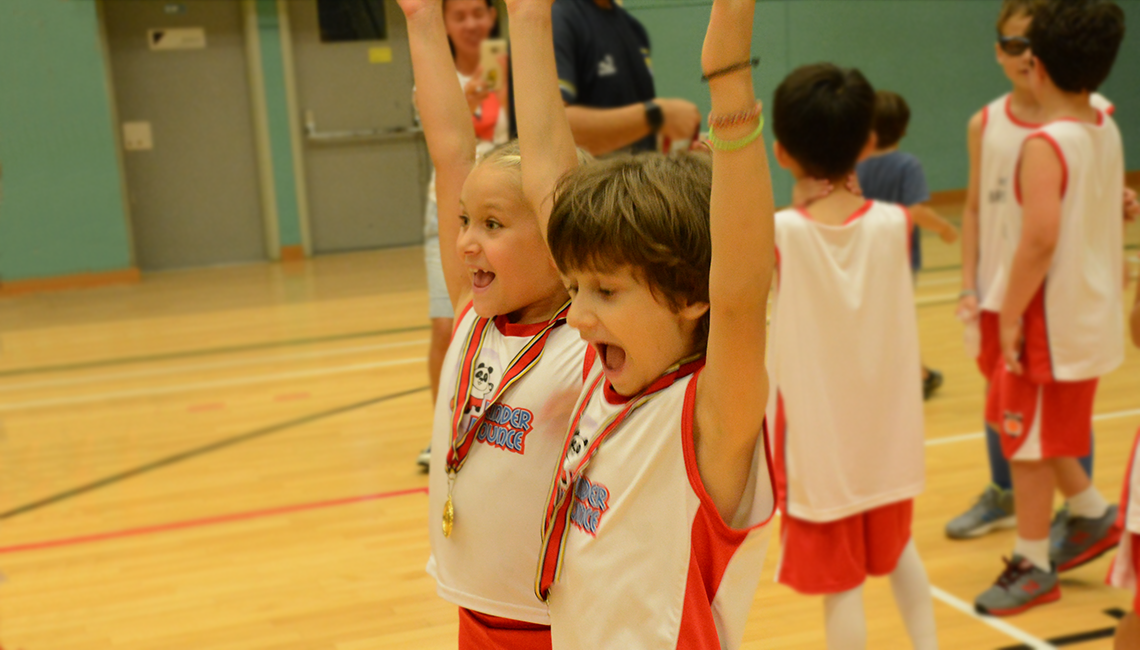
[
  {"left": 442, "top": 301, "right": 572, "bottom": 538},
  {"left": 534, "top": 355, "right": 705, "bottom": 600}
]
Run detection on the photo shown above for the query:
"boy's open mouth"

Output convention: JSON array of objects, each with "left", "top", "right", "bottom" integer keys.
[
  {"left": 472, "top": 270, "right": 495, "bottom": 290},
  {"left": 598, "top": 343, "right": 626, "bottom": 372}
]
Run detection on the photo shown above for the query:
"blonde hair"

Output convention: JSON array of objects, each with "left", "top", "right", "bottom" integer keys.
[
  {"left": 548, "top": 151, "right": 714, "bottom": 349},
  {"left": 997, "top": 0, "right": 1046, "bottom": 32},
  {"left": 476, "top": 140, "right": 593, "bottom": 186}
]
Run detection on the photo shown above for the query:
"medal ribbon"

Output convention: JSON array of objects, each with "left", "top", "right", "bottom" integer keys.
[
  {"left": 535, "top": 355, "right": 705, "bottom": 601},
  {"left": 446, "top": 301, "right": 572, "bottom": 477}
]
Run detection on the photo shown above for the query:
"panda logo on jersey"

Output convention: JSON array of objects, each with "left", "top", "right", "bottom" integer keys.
[{"left": 465, "top": 362, "right": 496, "bottom": 417}]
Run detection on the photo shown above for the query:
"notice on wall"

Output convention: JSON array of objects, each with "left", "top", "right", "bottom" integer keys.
[
  {"left": 122, "top": 122, "right": 154, "bottom": 152},
  {"left": 369, "top": 47, "right": 393, "bottom": 64},
  {"left": 147, "top": 27, "right": 206, "bottom": 51}
]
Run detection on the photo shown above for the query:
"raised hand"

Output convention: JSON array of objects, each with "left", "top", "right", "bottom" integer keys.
[{"left": 396, "top": 0, "right": 437, "bottom": 21}]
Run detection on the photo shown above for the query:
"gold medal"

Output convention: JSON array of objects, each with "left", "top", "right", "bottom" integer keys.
[{"left": 442, "top": 494, "right": 455, "bottom": 537}]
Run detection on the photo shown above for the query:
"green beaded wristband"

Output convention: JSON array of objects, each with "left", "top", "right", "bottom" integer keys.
[{"left": 707, "top": 115, "right": 765, "bottom": 151}]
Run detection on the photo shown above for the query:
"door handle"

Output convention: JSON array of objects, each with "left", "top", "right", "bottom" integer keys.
[{"left": 304, "top": 109, "right": 423, "bottom": 144}]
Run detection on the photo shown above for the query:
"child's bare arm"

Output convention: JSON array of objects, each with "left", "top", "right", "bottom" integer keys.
[
  {"left": 505, "top": 0, "right": 580, "bottom": 239},
  {"left": 1131, "top": 264, "right": 1140, "bottom": 348},
  {"left": 399, "top": 0, "right": 475, "bottom": 312},
  {"left": 911, "top": 204, "right": 958, "bottom": 243},
  {"left": 1000, "top": 137, "right": 1063, "bottom": 374},
  {"left": 959, "top": 111, "right": 984, "bottom": 321},
  {"left": 695, "top": 0, "right": 776, "bottom": 523}
]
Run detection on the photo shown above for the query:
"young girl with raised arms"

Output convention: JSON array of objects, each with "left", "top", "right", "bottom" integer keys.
[{"left": 398, "top": 0, "right": 589, "bottom": 646}]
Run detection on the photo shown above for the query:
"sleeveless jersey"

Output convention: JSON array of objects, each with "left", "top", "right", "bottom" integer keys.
[
  {"left": 770, "top": 201, "right": 925, "bottom": 522},
  {"left": 426, "top": 304, "right": 588, "bottom": 623},
  {"left": 988, "top": 113, "right": 1125, "bottom": 381},
  {"left": 977, "top": 93, "right": 1113, "bottom": 309},
  {"left": 546, "top": 366, "right": 776, "bottom": 649}
]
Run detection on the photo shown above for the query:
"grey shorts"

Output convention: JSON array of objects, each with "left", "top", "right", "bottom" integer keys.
[{"left": 423, "top": 202, "right": 453, "bottom": 320}]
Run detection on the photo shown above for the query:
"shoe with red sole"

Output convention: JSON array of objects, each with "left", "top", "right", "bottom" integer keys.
[
  {"left": 1051, "top": 504, "right": 1122, "bottom": 572},
  {"left": 975, "top": 555, "right": 1060, "bottom": 617}
]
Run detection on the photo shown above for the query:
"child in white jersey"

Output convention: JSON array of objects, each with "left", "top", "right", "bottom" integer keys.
[
  {"left": 974, "top": 0, "right": 1125, "bottom": 617},
  {"left": 768, "top": 64, "right": 937, "bottom": 650},
  {"left": 1109, "top": 272, "right": 1140, "bottom": 648},
  {"left": 507, "top": 0, "right": 776, "bottom": 645},
  {"left": 398, "top": 0, "right": 590, "bottom": 645},
  {"left": 947, "top": 0, "right": 1122, "bottom": 542}
]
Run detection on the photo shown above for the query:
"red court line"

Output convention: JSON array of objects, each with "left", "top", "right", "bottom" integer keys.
[{"left": 0, "top": 487, "right": 428, "bottom": 555}]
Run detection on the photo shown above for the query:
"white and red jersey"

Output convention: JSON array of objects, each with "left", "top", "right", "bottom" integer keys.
[
  {"left": 976, "top": 92, "right": 1113, "bottom": 310},
  {"left": 770, "top": 201, "right": 925, "bottom": 522},
  {"left": 427, "top": 303, "right": 588, "bottom": 624},
  {"left": 989, "top": 112, "right": 1125, "bottom": 382},
  {"left": 546, "top": 365, "right": 776, "bottom": 649},
  {"left": 1110, "top": 429, "right": 1140, "bottom": 593}
]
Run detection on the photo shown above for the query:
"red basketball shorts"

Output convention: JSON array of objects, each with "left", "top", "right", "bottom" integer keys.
[
  {"left": 777, "top": 500, "right": 913, "bottom": 595},
  {"left": 976, "top": 310, "right": 1002, "bottom": 380},
  {"left": 458, "top": 608, "right": 551, "bottom": 650},
  {"left": 985, "top": 364, "right": 1097, "bottom": 461}
]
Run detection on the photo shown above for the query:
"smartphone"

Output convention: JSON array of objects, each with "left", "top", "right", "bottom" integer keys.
[{"left": 480, "top": 39, "right": 508, "bottom": 92}]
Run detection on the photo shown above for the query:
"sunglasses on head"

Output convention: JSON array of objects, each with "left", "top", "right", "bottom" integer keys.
[{"left": 998, "top": 35, "right": 1031, "bottom": 56}]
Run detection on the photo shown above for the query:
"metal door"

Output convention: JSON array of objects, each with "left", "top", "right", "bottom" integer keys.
[
  {"left": 287, "top": 0, "right": 428, "bottom": 254},
  {"left": 104, "top": 0, "right": 267, "bottom": 270}
]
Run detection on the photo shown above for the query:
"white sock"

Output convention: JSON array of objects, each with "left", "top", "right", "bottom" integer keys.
[
  {"left": 1014, "top": 536, "right": 1051, "bottom": 571},
  {"left": 824, "top": 586, "right": 867, "bottom": 650},
  {"left": 888, "top": 540, "right": 939, "bottom": 650},
  {"left": 1067, "top": 485, "right": 1109, "bottom": 519}
]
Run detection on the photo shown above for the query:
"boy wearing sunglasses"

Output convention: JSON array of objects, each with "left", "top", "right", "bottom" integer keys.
[
  {"left": 947, "top": 0, "right": 1113, "bottom": 547},
  {"left": 971, "top": 0, "right": 1125, "bottom": 616}
]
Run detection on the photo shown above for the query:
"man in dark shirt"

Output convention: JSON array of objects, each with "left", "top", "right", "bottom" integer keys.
[{"left": 551, "top": 0, "right": 700, "bottom": 155}]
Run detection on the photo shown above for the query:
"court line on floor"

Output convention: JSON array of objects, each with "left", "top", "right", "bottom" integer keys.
[
  {"left": 0, "top": 387, "right": 429, "bottom": 520},
  {"left": 0, "top": 324, "right": 431, "bottom": 379},
  {"left": 916, "top": 293, "right": 958, "bottom": 307},
  {"left": 930, "top": 586, "right": 1056, "bottom": 649},
  {"left": 0, "top": 338, "right": 429, "bottom": 394},
  {"left": 925, "top": 406, "right": 1140, "bottom": 447},
  {"left": 0, "top": 357, "right": 426, "bottom": 412},
  {"left": 0, "top": 487, "right": 429, "bottom": 555}
]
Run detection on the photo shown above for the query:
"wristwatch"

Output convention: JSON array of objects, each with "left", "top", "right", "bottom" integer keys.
[{"left": 644, "top": 100, "right": 664, "bottom": 133}]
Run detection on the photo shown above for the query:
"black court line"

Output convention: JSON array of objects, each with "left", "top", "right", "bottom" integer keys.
[
  {"left": 996, "top": 609, "right": 1125, "bottom": 649},
  {"left": 0, "top": 325, "right": 431, "bottom": 379},
  {"left": 0, "top": 386, "right": 429, "bottom": 521}
]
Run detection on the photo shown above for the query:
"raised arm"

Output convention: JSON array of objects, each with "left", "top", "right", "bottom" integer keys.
[
  {"left": 694, "top": 0, "right": 776, "bottom": 523},
  {"left": 505, "top": 0, "right": 580, "bottom": 239},
  {"left": 399, "top": 0, "right": 476, "bottom": 312},
  {"left": 959, "top": 111, "right": 984, "bottom": 322}
]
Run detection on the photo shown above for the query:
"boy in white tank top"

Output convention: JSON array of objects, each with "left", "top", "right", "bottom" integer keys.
[
  {"left": 973, "top": 0, "right": 1126, "bottom": 617},
  {"left": 947, "top": 0, "right": 1124, "bottom": 542},
  {"left": 1108, "top": 277, "right": 1140, "bottom": 648},
  {"left": 399, "top": 1, "right": 594, "bottom": 645},
  {"left": 768, "top": 64, "right": 937, "bottom": 650},
  {"left": 508, "top": 0, "right": 777, "bottom": 646}
]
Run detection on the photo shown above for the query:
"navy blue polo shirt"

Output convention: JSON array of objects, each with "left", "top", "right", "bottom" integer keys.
[
  {"left": 856, "top": 151, "right": 930, "bottom": 271},
  {"left": 551, "top": 0, "right": 657, "bottom": 152}
]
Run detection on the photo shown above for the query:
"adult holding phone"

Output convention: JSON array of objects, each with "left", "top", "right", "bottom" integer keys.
[
  {"left": 415, "top": 0, "right": 508, "bottom": 471},
  {"left": 551, "top": 0, "right": 702, "bottom": 155}
]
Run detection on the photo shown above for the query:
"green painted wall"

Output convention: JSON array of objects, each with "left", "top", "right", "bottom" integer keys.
[
  {"left": 256, "top": 0, "right": 304, "bottom": 248},
  {"left": 0, "top": 0, "right": 133, "bottom": 282},
  {"left": 632, "top": 0, "right": 1140, "bottom": 205}
]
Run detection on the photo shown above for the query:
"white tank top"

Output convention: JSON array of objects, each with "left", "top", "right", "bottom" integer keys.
[
  {"left": 426, "top": 304, "right": 588, "bottom": 623},
  {"left": 1007, "top": 115, "right": 1124, "bottom": 381},
  {"left": 770, "top": 202, "right": 925, "bottom": 522},
  {"left": 977, "top": 93, "right": 1113, "bottom": 310},
  {"left": 547, "top": 366, "right": 776, "bottom": 649}
]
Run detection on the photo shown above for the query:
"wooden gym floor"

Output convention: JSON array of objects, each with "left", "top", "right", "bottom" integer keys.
[{"left": 0, "top": 210, "right": 1138, "bottom": 649}]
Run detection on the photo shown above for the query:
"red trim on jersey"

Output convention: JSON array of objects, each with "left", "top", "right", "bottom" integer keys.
[
  {"left": 774, "top": 392, "right": 788, "bottom": 512},
  {"left": 602, "top": 378, "right": 634, "bottom": 405},
  {"left": 582, "top": 345, "right": 597, "bottom": 383},
  {"left": 1005, "top": 95, "right": 1044, "bottom": 129},
  {"left": 451, "top": 301, "right": 476, "bottom": 342},
  {"left": 677, "top": 370, "right": 775, "bottom": 646},
  {"left": 458, "top": 608, "right": 552, "bottom": 650},
  {"left": 1026, "top": 132, "right": 1069, "bottom": 198},
  {"left": 1105, "top": 104, "right": 1116, "bottom": 117},
  {"left": 981, "top": 105, "right": 990, "bottom": 134},
  {"left": 1118, "top": 430, "right": 1140, "bottom": 532},
  {"left": 495, "top": 315, "right": 549, "bottom": 338},
  {"left": 843, "top": 200, "right": 875, "bottom": 225}
]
